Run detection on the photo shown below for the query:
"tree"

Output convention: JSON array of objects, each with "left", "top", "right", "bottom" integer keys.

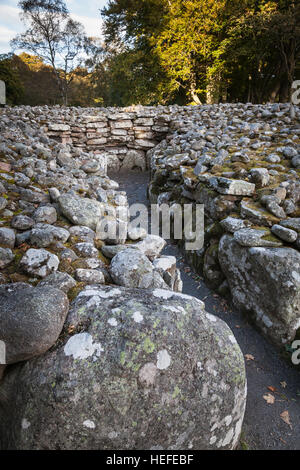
[
  {"left": 101, "top": 0, "right": 300, "bottom": 105},
  {"left": 0, "top": 54, "right": 24, "bottom": 105},
  {"left": 218, "top": 1, "right": 300, "bottom": 102},
  {"left": 101, "top": 0, "right": 230, "bottom": 104},
  {"left": 101, "top": 0, "right": 177, "bottom": 105},
  {"left": 153, "top": 0, "right": 229, "bottom": 104},
  {"left": 15, "top": 53, "right": 60, "bottom": 105},
  {"left": 11, "top": 0, "right": 91, "bottom": 105}
]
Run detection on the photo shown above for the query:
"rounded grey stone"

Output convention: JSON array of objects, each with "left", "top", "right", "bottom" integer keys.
[
  {"left": 33, "top": 206, "right": 57, "bottom": 225},
  {"left": 271, "top": 224, "right": 298, "bottom": 243},
  {"left": 38, "top": 272, "right": 77, "bottom": 293},
  {"left": 0, "top": 285, "right": 246, "bottom": 450},
  {"left": 11, "top": 215, "right": 34, "bottom": 231},
  {"left": 0, "top": 228, "right": 15, "bottom": 249},
  {"left": 0, "top": 283, "right": 69, "bottom": 364},
  {"left": 0, "top": 247, "right": 14, "bottom": 268},
  {"left": 75, "top": 269, "right": 105, "bottom": 284},
  {"left": 20, "top": 248, "right": 59, "bottom": 278}
]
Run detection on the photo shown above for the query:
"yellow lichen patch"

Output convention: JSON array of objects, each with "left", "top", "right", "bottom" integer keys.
[
  {"left": 59, "top": 258, "right": 74, "bottom": 274},
  {"left": 67, "top": 282, "right": 87, "bottom": 301},
  {"left": 240, "top": 199, "right": 280, "bottom": 225},
  {"left": 98, "top": 251, "right": 110, "bottom": 265}
]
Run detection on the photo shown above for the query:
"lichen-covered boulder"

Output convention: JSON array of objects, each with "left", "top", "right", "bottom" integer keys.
[
  {"left": 0, "top": 228, "right": 15, "bottom": 249},
  {"left": 0, "top": 285, "right": 246, "bottom": 450},
  {"left": 219, "top": 234, "right": 300, "bottom": 344},
  {"left": 0, "top": 283, "right": 69, "bottom": 364},
  {"left": 58, "top": 193, "right": 104, "bottom": 230},
  {"left": 20, "top": 248, "right": 59, "bottom": 278},
  {"left": 0, "top": 247, "right": 14, "bottom": 268},
  {"left": 110, "top": 248, "right": 168, "bottom": 289},
  {"left": 135, "top": 234, "right": 166, "bottom": 260}
]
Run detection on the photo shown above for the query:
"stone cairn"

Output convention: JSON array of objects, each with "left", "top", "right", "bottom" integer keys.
[
  {"left": 148, "top": 103, "right": 300, "bottom": 346},
  {"left": 2, "top": 100, "right": 297, "bottom": 449}
]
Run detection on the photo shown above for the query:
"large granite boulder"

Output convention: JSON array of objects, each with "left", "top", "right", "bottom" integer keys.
[
  {"left": 58, "top": 193, "right": 104, "bottom": 230},
  {"left": 0, "top": 283, "right": 69, "bottom": 364},
  {"left": 110, "top": 248, "right": 168, "bottom": 289},
  {"left": 0, "top": 285, "right": 246, "bottom": 450},
  {"left": 219, "top": 234, "right": 300, "bottom": 344},
  {"left": 135, "top": 235, "right": 166, "bottom": 260},
  {"left": 20, "top": 248, "right": 59, "bottom": 278}
]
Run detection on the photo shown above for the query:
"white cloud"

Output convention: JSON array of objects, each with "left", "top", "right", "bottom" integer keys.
[
  {"left": 0, "top": 2, "right": 103, "bottom": 53},
  {"left": 0, "top": 3, "right": 23, "bottom": 53},
  {"left": 71, "top": 13, "right": 102, "bottom": 38},
  {"left": 0, "top": 25, "right": 16, "bottom": 43},
  {"left": 0, "top": 5, "right": 21, "bottom": 27},
  {"left": 0, "top": 25, "right": 19, "bottom": 54}
]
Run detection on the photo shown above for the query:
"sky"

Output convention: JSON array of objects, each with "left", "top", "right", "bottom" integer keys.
[{"left": 0, "top": 0, "right": 108, "bottom": 54}]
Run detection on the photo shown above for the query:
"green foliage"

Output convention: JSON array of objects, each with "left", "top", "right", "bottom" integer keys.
[
  {"left": 2, "top": 0, "right": 300, "bottom": 106},
  {"left": 0, "top": 54, "right": 24, "bottom": 105},
  {"left": 101, "top": 0, "right": 300, "bottom": 105},
  {"left": 100, "top": 0, "right": 177, "bottom": 105},
  {"left": 11, "top": 0, "right": 91, "bottom": 105},
  {"left": 218, "top": 0, "right": 300, "bottom": 102},
  {"left": 95, "top": 47, "right": 175, "bottom": 106}
]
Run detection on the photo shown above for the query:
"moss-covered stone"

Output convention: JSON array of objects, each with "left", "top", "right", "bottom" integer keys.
[{"left": 0, "top": 285, "right": 247, "bottom": 450}]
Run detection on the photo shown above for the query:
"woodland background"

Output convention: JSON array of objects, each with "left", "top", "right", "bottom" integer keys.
[{"left": 1, "top": 0, "right": 299, "bottom": 107}]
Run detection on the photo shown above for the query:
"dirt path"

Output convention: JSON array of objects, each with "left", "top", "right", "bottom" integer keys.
[{"left": 110, "top": 170, "right": 300, "bottom": 451}]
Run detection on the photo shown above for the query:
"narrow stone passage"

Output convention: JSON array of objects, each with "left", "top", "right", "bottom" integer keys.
[{"left": 111, "top": 170, "right": 300, "bottom": 451}]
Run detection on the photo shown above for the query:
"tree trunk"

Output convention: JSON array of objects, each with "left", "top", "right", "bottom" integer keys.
[
  {"left": 190, "top": 86, "right": 201, "bottom": 104},
  {"left": 207, "top": 80, "right": 219, "bottom": 104},
  {"left": 188, "top": 73, "right": 201, "bottom": 104},
  {"left": 247, "top": 75, "right": 252, "bottom": 102},
  {"left": 269, "top": 80, "right": 281, "bottom": 103},
  {"left": 280, "top": 39, "right": 295, "bottom": 102}
]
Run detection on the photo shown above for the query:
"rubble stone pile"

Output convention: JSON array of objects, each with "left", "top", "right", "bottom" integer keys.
[
  {"left": 0, "top": 104, "right": 248, "bottom": 450},
  {"left": 148, "top": 103, "right": 300, "bottom": 345}
]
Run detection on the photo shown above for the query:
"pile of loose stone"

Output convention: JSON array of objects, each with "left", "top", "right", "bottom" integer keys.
[
  {"left": 2, "top": 105, "right": 175, "bottom": 172},
  {"left": 148, "top": 102, "right": 300, "bottom": 346},
  {"left": 0, "top": 107, "right": 184, "bottom": 354},
  {"left": 0, "top": 106, "right": 247, "bottom": 450}
]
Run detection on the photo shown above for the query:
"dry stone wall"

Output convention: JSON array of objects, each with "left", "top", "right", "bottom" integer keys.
[
  {"left": 43, "top": 105, "right": 177, "bottom": 171},
  {"left": 147, "top": 102, "right": 300, "bottom": 346},
  {"left": 1, "top": 102, "right": 299, "bottom": 348},
  {"left": 0, "top": 104, "right": 247, "bottom": 450}
]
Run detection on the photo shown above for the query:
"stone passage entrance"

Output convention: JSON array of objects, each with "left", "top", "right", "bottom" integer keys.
[
  {"left": 45, "top": 106, "right": 175, "bottom": 172},
  {"left": 42, "top": 102, "right": 300, "bottom": 345},
  {"left": 114, "top": 169, "right": 300, "bottom": 451},
  {"left": 0, "top": 103, "right": 299, "bottom": 450}
]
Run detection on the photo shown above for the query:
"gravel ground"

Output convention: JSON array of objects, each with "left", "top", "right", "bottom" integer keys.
[{"left": 111, "top": 170, "right": 300, "bottom": 451}]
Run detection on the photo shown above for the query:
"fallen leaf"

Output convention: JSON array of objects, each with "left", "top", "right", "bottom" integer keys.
[
  {"left": 268, "top": 386, "right": 277, "bottom": 393},
  {"left": 263, "top": 393, "right": 275, "bottom": 404},
  {"left": 280, "top": 381, "right": 287, "bottom": 389},
  {"left": 18, "top": 243, "right": 30, "bottom": 252},
  {"left": 245, "top": 354, "right": 255, "bottom": 361},
  {"left": 280, "top": 410, "right": 292, "bottom": 428},
  {"left": 0, "top": 161, "right": 11, "bottom": 172}
]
